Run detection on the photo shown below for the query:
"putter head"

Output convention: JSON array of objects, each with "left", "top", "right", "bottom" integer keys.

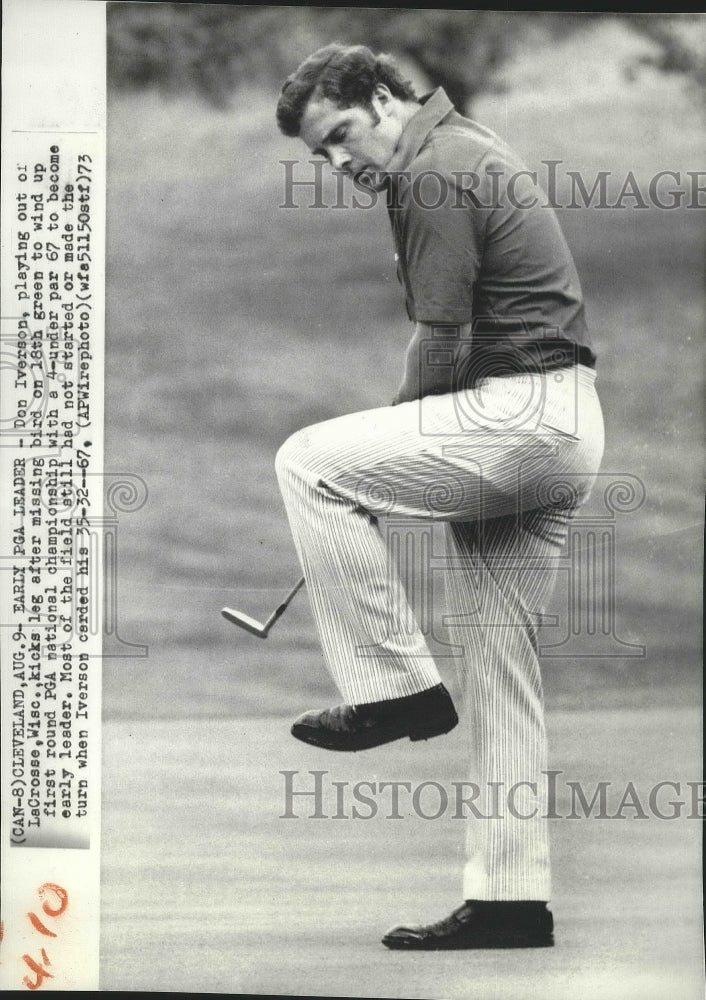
[{"left": 221, "top": 607, "right": 269, "bottom": 638}]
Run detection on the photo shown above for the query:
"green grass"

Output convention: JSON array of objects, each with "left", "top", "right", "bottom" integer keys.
[{"left": 104, "top": 36, "right": 703, "bottom": 719}]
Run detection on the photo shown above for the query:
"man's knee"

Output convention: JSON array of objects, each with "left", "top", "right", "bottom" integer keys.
[
  {"left": 275, "top": 431, "right": 302, "bottom": 482},
  {"left": 275, "top": 425, "right": 322, "bottom": 484}
]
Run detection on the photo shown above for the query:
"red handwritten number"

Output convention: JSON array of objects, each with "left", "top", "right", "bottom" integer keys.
[
  {"left": 38, "top": 883, "right": 69, "bottom": 918},
  {"left": 22, "top": 950, "right": 54, "bottom": 990},
  {"left": 27, "top": 912, "right": 56, "bottom": 938},
  {"left": 21, "top": 884, "right": 69, "bottom": 989}
]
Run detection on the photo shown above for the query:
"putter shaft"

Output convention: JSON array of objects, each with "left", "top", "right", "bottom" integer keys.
[{"left": 222, "top": 576, "right": 305, "bottom": 638}]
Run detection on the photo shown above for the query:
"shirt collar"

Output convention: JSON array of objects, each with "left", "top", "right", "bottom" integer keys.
[{"left": 384, "top": 88, "right": 455, "bottom": 175}]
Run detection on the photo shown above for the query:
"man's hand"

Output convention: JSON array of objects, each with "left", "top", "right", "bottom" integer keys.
[{"left": 392, "top": 321, "right": 473, "bottom": 405}]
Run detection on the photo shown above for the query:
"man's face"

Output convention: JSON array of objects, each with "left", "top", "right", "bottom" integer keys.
[{"left": 299, "top": 88, "right": 402, "bottom": 181}]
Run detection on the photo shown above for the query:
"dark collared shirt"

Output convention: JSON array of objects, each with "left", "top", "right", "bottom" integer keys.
[{"left": 384, "top": 89, "right": 596, "bottom": 378}]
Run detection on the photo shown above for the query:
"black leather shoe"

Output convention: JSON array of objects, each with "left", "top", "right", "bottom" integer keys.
[
  {"left": 382, "top": 901, "right": 554, "bottom": 950},
  {"left": 290, "top": 683, "right": 458, "bottom": 751}
]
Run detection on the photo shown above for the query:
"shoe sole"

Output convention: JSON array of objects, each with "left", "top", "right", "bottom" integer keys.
[
  {"left": 382, "top": 932, "right": 554, "bottom": 950},
  {"left": 291, "top": 714, "right": 458, "bottom": 752}
]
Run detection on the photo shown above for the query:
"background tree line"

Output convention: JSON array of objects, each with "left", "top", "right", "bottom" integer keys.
[{"left": 107, "top": 6, "right": 705, "bottom": 113}]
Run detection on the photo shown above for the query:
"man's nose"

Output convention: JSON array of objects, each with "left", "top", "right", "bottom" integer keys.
[{"left": 329, "top": 147, "right": 351, "bottom": 171}]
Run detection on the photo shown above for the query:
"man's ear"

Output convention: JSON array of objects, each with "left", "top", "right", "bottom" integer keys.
[{"left": 371, "top": 83, "right": 394, "bottom": 111}]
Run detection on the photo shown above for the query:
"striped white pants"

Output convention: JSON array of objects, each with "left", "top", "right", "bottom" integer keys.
[{"left": 275, "top": 365, "right": 604, "bottom": 900}]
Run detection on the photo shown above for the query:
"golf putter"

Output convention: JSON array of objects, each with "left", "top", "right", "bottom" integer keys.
[{"left": 222, "top": 576, "right": 306, "bottom": 638}]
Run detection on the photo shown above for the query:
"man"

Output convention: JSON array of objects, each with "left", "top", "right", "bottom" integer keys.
[{"left": 274, "top": 44, "right": 604, "bottom": 950}]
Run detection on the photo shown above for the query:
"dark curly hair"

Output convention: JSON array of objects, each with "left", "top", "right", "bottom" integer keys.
[{"left": 276, "top": 43, "right": 418, "bottom": 137}]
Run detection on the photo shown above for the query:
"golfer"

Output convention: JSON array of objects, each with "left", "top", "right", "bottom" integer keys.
[{"left": 275, "top": 44, "right": 604, "bottom": 950}]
